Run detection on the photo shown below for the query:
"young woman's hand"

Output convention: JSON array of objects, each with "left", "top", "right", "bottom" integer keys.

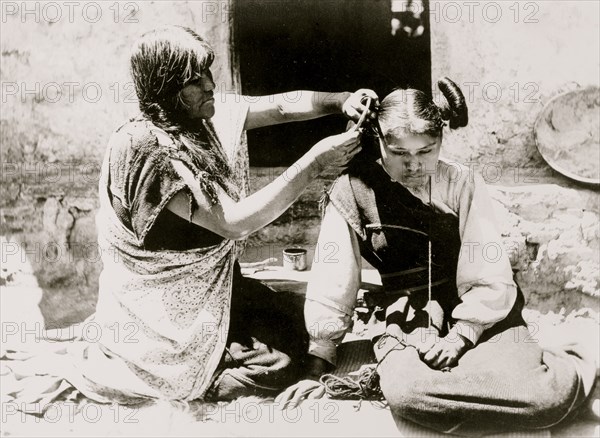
[
  {"left": 342, "top": 89, "right": 380, "bottom": 122},
  {"left": 310, "top": 129, "right": 362, "bottom": 170},
  {"left": 416, "top": 331, "right": 473, "bottom": 370}
]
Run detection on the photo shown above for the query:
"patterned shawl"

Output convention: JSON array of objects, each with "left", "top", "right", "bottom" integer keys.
[{"left": 2, "top": 95, "right": 250, "bottom": 410}]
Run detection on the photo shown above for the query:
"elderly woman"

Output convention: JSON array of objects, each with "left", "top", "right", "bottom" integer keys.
[
  {"left": 4, "top": 25, "right": 378, "bottom": 408},
  {"left": 278, "top": 79, "right": 596, "bottom": 435},
  {"left": 88, "top": 25, "right": 381, "bottom": 403}
]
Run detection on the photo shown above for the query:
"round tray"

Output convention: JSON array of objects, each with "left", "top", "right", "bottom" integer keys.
[{"left": 534, "top": 86, "right": 600, "bottom": 185}]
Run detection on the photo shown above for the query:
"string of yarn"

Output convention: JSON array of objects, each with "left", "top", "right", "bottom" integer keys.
[
  {"left": 319, "top": 334, "right": 411, "bottom": 404},
  {"left": 319, "top": 366, "right": 384, "bottom": 401}
]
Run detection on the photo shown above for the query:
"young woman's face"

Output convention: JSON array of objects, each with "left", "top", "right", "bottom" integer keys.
[
  {"left": 179, "top": 69, "right": 216, "bottom": 119},
  {"left": 379, "top": 130, "right": 442, "bottom": 188}
]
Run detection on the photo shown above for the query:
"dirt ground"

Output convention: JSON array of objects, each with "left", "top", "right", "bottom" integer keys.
[{"left": 1, "top": 236, "right": 599, "bottom": 437}]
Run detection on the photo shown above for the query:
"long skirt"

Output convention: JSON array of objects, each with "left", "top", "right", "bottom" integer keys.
[
  {"left": 206, "top": 269, "right": 309, "bottom": 400},
  {"left": 373, "top": 297, "right": 592, "bottom": 436}
]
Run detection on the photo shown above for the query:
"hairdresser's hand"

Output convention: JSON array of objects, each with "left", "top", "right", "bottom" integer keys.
[
  {"left": 342, "top": 89, "right": 380, "bottom": 122},
  {"left": 275, "top": 379, "right": 326, "bottom": 410},
  {"left": 415, "top": 330, "right": 472, "bottom": 370},
  {"left": 310, "top": 129, "right": 362, "bottom": 170}
]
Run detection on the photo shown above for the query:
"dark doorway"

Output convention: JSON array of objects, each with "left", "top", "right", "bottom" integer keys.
[{"left": 234, "top": 0, "right": 432, "bottom": 166}]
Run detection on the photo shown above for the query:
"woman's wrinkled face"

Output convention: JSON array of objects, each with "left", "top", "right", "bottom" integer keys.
[
  {"left": 379, "top": 129, "right": 442, "bottom": 188},
  {"left": 179, "top": 69, "right": 216, "bottom": 119}
]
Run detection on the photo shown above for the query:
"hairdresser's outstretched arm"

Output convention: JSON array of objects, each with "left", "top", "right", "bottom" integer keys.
[
  {"left": 165, "top": 130, "right": 361, "bottom": 240},
  {"left": 244, "top": 89, "right": 378, "bottom": 130}
]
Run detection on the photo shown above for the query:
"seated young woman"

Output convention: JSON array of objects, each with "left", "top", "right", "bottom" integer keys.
[{"left": 276, "top": 79, "right": 596, "bottom": 436}]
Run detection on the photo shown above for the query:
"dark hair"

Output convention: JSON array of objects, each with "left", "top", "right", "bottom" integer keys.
[
  {"left": 130, "top": 25, "right": 214, "bottom": 132},
  {"left": 129, "top": 26, "right": 235, "bottom": 194},
  {"left": 378, "top": 77, "right": 468, "bottom": 138},
  {"left": 353, "top": 78, "right": 468, "bottom": 164}
]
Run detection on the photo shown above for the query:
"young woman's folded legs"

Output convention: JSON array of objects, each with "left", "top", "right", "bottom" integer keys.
[{"left": 376, "top": 326, "right": 587, "bottom": 436}]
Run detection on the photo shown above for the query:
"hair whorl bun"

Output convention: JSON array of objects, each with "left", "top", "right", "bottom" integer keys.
[{"left": 437, "top": 77, "right": 468, "bottom": 129}]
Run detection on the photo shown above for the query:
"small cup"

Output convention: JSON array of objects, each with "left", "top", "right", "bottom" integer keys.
[{"left": 282, "top": 248, "right": 307, "bottom": 271}]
